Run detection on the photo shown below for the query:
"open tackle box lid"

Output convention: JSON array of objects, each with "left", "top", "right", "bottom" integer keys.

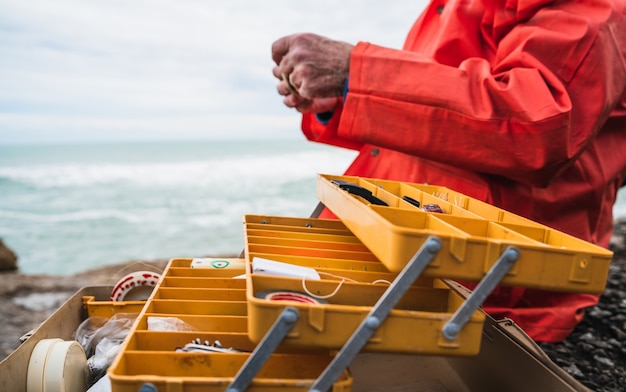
[{"left": 316, "top": 174, "right": 612, "bottom": 294}]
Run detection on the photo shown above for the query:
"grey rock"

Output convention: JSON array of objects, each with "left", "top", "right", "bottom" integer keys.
[{"left": 0, "top": 238, "right": 18, "bottom": 272}]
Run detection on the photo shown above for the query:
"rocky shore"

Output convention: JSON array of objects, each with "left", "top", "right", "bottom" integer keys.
[
  {"left": 0, "top": 259, "right": 169, "bottom": 360},
  {"left": 1, "top": 219, "right": 625, "bottom": 391},
  {"left": 538, "top": 218, "right": 626, "bottom": 391}
]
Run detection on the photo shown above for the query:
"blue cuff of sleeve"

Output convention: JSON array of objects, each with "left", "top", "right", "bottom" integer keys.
[
  {"left": 315, "top": 111, "right": 334, "bottom": 124},
  {"left": 315, "top": 77, "right": 349, "bottom": 125}
]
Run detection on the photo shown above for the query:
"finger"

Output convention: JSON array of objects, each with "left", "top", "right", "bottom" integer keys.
[
  {"left": 273, "top": 62, "right": 296, "bottom": 87},
  {"left": 286, "top": 70, "right": 300, "bottom": 88},
  {"left": 283, "top": 94, "right": 305, "bottom": 109},
  {"left": 271, "top": 35, "right": 292, "bottom": 65},
  {"left": 282, "top": 73, "right": 301, "bottom": 97},
  {"left": 296, "top": 79, "right": 311, "bottom": 99},
  {"left": 287, "top": 70, "right": 315, "bottom": 99},
  {"left": 272, "top": 66, "right": 282, "bottom": 80},
  {"left": 276, "top": 81, "right": 291, "bottom": 97},
  {"left": 294, "top": 99, "right": 314, "bottom": 113}
]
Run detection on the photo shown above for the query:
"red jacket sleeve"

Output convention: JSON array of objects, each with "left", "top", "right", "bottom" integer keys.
[
  {"left": 301, "top": 100, "right": 364, "bottom": 151},
  {"left": 338, "top": 1, "right": 626, "bottom": 187}
]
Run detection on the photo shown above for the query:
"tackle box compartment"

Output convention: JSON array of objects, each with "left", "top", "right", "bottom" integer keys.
[
  {"left": 316, "top": 174, "right": 613, "bottom": 293},
  {"left": 107, "top": 258, "right": 353, "bottom": 392},
  {"left": 82, "top": 295, "right": 146, "bottom": 319}
]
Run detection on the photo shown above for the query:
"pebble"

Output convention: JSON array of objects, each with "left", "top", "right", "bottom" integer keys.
[
  {"left": 563, "top": 363, "right": 584, "bottom": 378},
  {"left": 540, "top": 253, "right": 626, "bottom": 392},
  {"left": 594, "top": 356, "right": 615, "bottom": 367}
]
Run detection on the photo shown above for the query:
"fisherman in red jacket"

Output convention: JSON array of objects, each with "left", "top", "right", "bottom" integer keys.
[{"left": 271, "top": 0, "right": 626, "bottom": 342}]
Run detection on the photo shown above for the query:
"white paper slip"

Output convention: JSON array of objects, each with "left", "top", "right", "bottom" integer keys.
[{"left": 252, "top": 257, "right": 320, "bottom": 280}]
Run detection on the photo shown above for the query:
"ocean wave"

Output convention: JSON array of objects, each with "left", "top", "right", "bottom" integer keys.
[
  {"left": 0, "top": 208, "right": 149, "bottom": 223},
  {"left": 0, "top": 149, "right": 356, "bottom": 189}
]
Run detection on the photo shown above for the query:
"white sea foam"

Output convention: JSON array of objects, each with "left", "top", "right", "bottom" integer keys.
[
  {"left": 0, "top": 208, "right": 148, "bottom": 223},
  {"left": 0, "top": 149, "right": 354, "bottom": 189}
]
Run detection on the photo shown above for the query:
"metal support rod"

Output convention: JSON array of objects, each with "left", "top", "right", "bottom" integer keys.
[
  {"left": 442, "top": 246, "right": 520, "bottom": 340},
  {"left": 227, "top": 306, "right": 300, "bottom": 392},
  {"left": 309, "top": 236, "right": 442, "bottom": 392}
]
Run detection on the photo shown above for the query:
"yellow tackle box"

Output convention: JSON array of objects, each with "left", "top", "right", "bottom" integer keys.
[
  {"left": 1, "top": 287, "right": 590, "bottom": 392},
  {"left": 107, "top": 258, "right": 353, "bottom": 392},
  {"left": 317, "top": 174, "right": 613, "bottom": 294},
  {"left": 244, "top": 215, "right": 485, "bottom": 356}
]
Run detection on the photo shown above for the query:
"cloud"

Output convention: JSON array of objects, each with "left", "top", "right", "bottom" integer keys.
[{"left": 0, "top": 0, "right": 427, "bottom": 144}]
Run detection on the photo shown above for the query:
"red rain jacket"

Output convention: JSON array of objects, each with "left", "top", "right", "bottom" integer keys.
[{"left": 301, "top": 0, "right": 626, "bottom": 342}]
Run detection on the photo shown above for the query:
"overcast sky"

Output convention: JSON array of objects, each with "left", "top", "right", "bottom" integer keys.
[{"left": 0, "top": 1, "right": 428, "bottom": 144}]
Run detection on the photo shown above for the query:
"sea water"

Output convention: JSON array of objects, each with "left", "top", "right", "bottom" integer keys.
[
  {"left": 0, "top": 139, "right": 357, "bottom": 275},
  {"left": 1, "top": 139, "right": 625, "bottom": 276}
]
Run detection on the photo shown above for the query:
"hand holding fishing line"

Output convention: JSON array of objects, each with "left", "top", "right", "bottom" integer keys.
[{"left": 272, "top": 33, "right": 353, "bottom": 113}]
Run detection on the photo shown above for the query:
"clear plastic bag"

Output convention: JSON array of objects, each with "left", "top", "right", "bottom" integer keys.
[
  {"left": 75, "top": 313, "right": 137, "bottom": 357},
  {"left": 147, "top": 316, "right": 196, "bottom": 332},
  {"left": 74, "top": 313, "right": 138, "bottom": 386},
  {"left": 87, "top": 337, "right": 124, "bottom": 384}
]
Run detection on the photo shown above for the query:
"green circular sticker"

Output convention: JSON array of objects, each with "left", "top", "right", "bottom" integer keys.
[{"left": 210, "top": 259, "right": 230, "bottom": 269}]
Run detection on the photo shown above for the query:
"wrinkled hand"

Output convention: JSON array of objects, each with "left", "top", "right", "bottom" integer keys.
[{"left": 272, "top": 33, "right": 353, "bottom": 113}]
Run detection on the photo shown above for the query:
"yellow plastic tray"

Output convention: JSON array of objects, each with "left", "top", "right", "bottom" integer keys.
[
  {"left": 317, "top": 174, "right": 613, "bottom": 294},
  {"left": 246, "top": 271, "right": 484, "bottom": 356},
  {"left": 108, "top": 258, "right": 353, "bottom": 392},
  {"left": 244, "top": 215, "right": 438, "bottom": 287},
  {"left": 243, "top": 215, "right": 485, "bottom": 356}
]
